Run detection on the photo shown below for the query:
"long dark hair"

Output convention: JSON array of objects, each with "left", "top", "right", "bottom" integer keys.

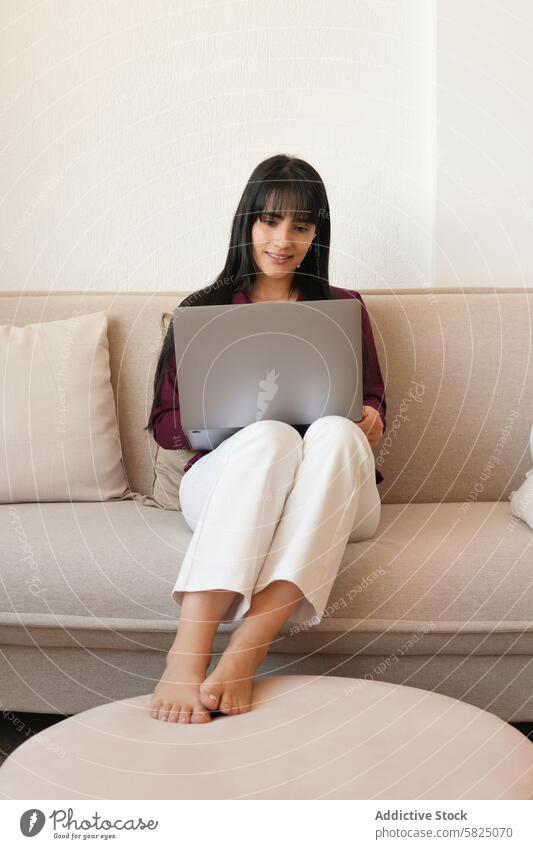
[{"left": 145, "top": 153, "right": 334, "bottom": 436}]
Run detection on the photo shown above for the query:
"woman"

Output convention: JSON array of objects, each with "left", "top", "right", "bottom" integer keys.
[{"left": 145, "top": 154, "right": 387, "bottom": 724}]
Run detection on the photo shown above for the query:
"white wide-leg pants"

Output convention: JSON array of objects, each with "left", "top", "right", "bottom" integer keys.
[{"left": 173, "top": 416, "right": 381, "bottom": 626}]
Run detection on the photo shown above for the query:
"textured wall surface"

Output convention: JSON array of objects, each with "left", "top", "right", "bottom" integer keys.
[
  {"left": 0, "top": 0, "right": 433, "bottom": 293},
  {"left": 435, "top": 0, "right": 533, "bottom": 286}
]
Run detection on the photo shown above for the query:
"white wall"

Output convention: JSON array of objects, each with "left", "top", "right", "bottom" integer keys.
[
  {"left": 0, "top": 0, "right": 433, "bottom": 293},
  {"left": 435, "top": 0, "right": 533, "bottom": 287}
]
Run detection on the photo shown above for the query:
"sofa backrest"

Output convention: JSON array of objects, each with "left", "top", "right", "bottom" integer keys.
[{"left": 2, "top": 288, "right": 532, "bottom": 504}]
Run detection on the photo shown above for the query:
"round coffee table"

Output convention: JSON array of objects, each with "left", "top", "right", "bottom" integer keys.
[{"left": 1, "top": 675, "right": 532, "bottom": 799}]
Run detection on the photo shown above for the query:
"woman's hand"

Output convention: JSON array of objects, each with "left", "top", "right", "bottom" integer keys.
[{"left": 355, "top": 405, "right": 383, "bottom": 448}]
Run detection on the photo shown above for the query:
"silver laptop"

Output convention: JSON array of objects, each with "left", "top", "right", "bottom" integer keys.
[{"left": 172, "top": 298, "right": 363, "bottom": 451}]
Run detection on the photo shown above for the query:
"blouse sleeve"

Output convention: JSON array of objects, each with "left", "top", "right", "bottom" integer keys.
[
  {"left": 354, "top": 291, "right": 387, "bottom": 434},
  {"left": 349, "top": 290, "right": 387, "bottom": 485},
  {"left": 150, "top": 347, "right": 209, "bottom": 468}
]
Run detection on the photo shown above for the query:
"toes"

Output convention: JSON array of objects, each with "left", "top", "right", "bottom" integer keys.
[
  {"left": 178, "top": 706, "right": 193, "bottom": 723},
  {"left": 151, "top": 699, "right": 210, "bottom": 724},
  {"left": 199, "top": 680, "right": 254, "bottom": 717},
  {"left": 150, "top": 699, "right": 163, "bottom": 719},
  {"left": 157, "top": 702, "right": 172, "bottom": 721},
  {"left": 191, "top": 706, "right": 211, "bottom": 723},
  {"left": 167, "top": 704, "right": 180, "bottom": 723},
  {"left": 200, "top": 684, "right": 221, "bottom": 711}
]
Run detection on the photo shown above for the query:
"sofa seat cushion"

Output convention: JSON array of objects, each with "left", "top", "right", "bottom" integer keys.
[{"left": 1, "top": 501, "right": 531, "bottom": 655}]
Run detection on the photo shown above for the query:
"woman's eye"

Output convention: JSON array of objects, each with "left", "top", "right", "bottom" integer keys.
[{"left": 262, "top": 218, "right": 308, "bottom": 232}]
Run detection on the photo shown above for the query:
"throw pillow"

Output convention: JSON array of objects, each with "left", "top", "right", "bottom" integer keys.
[
  {"left": 509, "top": 424, "right": 533, "bottom": 530},
  {"left": 0, "top": 310, "right": 130, "bottom": 503},
  {"left": 141, "top": 311, "right": 198, "bottom": 511}
]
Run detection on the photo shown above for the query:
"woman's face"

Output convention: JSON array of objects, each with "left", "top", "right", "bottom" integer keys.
[{"left": 251, "top": 203, "right": 317, "bottom": 278}]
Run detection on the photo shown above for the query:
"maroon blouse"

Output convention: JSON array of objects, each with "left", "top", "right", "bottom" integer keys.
[{"left": 150, "top": 286, "right": 387, "bottom": 484}]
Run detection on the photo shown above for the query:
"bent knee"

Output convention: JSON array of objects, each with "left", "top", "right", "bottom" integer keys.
[
  {"left": 240, "top": 419, "right": 303, "bottom": 453},
  {"left": 307, "top": 415, "right": 366, "bottom": 440}
]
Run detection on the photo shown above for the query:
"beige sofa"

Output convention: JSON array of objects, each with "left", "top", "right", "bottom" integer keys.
[{"left": 1, "top": 287, "right": 532, "bottom": 721}]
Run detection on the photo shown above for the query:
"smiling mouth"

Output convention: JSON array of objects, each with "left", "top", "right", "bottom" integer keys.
[{"left": 265, "top": 251, "right": 293, "bottom": 260}]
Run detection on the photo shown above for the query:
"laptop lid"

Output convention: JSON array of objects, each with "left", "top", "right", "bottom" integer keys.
[{"left": 172, "top": 298, "right": 363, "bottom": 448}]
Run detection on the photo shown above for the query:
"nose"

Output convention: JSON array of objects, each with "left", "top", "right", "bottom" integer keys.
[{"left": 272, "top": 226, "right": 293, "bottom": 247}]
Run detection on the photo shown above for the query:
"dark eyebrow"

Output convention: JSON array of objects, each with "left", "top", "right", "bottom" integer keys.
[{"left": 262, "top": 209, "right": 313, "bottom": 224}]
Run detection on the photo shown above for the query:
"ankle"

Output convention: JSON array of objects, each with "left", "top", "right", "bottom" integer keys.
[
  {"left": 223, "top": 636, "right": 269, "bottom": 667},
  {"left": 165, "top": 644, "right": 211, "bottom": 674}
]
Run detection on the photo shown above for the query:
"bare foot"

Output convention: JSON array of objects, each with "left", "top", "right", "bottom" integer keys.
[
  {"left": 199, "top": 643, "right": 267, "bottom": 716},
  {"left": 150, "top": 651, "right": 212, "bottom": 724}
]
